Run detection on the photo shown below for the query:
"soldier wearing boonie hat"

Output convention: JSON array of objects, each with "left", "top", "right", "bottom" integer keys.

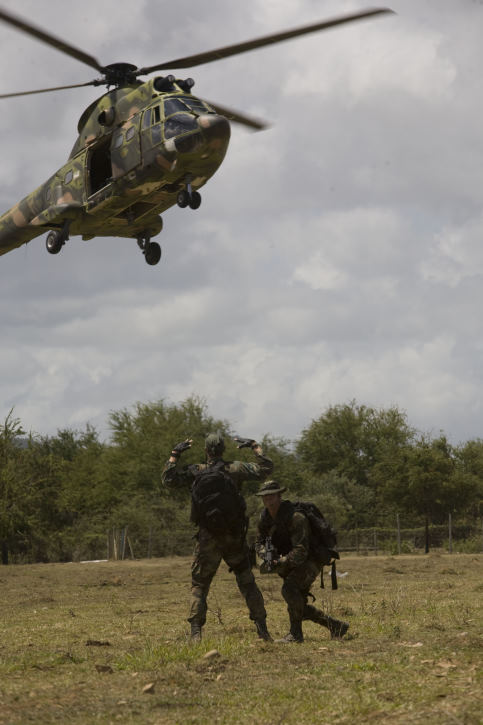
[
  {"left": 255, "top": 480, "right": 349, "bottom": 643},
  {"left": 161, "top": 430, "right": 274, "bottom": 643}
]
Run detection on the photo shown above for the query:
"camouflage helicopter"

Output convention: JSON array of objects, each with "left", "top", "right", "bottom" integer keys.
[{"left": 0, "top": 6, "right": 393, "bottom": 267}]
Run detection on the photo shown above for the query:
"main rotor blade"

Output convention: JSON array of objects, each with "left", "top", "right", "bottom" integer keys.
[
  {"left": 205, "top": 100, "right": 269, "bottom": 131},
  {"left": 0, "top": 80, "right": 98, "bottom": 100},
  {"left": 137, "top": 8, "right": 394, "bottom": 73},
  {"left": 0, "top": 7, "right": 104, "bottom": 72}
]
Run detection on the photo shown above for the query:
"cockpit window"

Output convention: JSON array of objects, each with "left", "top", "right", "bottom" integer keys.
[
  {"left": 182, "top": 97, "right": 214, "bottom": 114},
  {"left": 163, "top": 96, "right": 215, "bottom": 118},
  {"left": 164, "top": 113, "right": 199, "bottom": 139},
  {"left": 164, "top": 98, "right": 190, "bottom": 117}
]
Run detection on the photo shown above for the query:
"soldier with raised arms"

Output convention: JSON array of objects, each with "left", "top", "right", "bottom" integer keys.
[{"left": 161, "top": 431, "right": 273, "bottom": 642}]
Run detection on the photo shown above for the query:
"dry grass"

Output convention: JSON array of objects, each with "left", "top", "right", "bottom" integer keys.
[{"left": 0, "top": 553, "right": 481, "bottom": 724}]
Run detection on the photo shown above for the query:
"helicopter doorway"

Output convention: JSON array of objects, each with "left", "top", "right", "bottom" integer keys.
[{"left": 88, "top": 137, "right": 112, "bottom": 196}]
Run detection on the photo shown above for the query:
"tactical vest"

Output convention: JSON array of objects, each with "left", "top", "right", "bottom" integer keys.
[{"left": 258, "top": 500, "right": 298, "bottom": 556}]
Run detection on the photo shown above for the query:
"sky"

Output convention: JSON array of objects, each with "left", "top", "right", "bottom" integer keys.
[{"left": 1, "top": 0, "right": 483, "bottom": 445}]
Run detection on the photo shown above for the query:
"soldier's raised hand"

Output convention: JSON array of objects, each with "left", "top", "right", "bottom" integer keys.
[
  {"left": 171, "top": 439, "right": 193, "bottom": 457},
  {"left": 234, "top": 436, "right": 256, "bottom": 449}
]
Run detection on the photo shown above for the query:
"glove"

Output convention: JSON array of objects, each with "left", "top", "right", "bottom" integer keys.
[
  {"left": 234, "top": 436, "right": 256, "bottom": 449},
  {"left": 260, "top": 557, "right": 280, "bottom": 575},
  {"left": 171, "top": 439, "right": 192, "bottom": 457},
  {"left": 259, "top": 561, "right": 273, "bottom": 575},
  {"left": 273, "top": 556, "right": 287, "bottom": 574}
]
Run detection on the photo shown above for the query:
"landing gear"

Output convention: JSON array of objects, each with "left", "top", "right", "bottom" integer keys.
[
  {"left": 46, "top": 223, "right": 70, "bottom": 255},
  {"left": 176, "top": 189, "right": 190, "bottom": 208},
  {"left": 145, "top": 241, "right": 161, "bottom": 266},
  {"left": 177, "top": 177, "right": 202, "bottom": 210},
  {"left": 189, "top": 191, "right": 201, "bottom": 210},
  {"left": 137, "top": 236, "right": 162, "bottom": 266}
]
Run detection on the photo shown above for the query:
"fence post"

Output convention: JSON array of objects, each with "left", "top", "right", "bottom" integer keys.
[
  {"left": 424, "top": 516, "right": 430, "bottom": 554},
  {"left": 396, "top": 513, "right": 401, "bottom": 555},
  {"left": 373, "top": 529, "right": 378, "bottom": 556},
  {"left": 148, "top": 526, "right": 153, "bottom": 559},
  {"left": 112, "top": 528, "right": 118, "bottom": 560},
  {"left": 448, "top": 512, "right": 453, "bottom": 554},
  {"left": 121, "top": 527, "right": 127, "bottom": 560}
]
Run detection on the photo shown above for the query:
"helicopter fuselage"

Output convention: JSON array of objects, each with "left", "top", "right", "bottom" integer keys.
[{"left": 0, "top": 77, "right": 230, "bottom": 257}]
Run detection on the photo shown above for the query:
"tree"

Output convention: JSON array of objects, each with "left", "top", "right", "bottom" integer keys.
[
  {"left": 0, "top": 410, "right": 27, "bottom": 564},
  {"left": 296, "top": 401, "right": 415, "bottom": 524},
  {"left": 379, "top": 435, "right": 480, "bottom": 551},
  {"left": 453, "top": 439, "right": 483, "bottom": 518}
]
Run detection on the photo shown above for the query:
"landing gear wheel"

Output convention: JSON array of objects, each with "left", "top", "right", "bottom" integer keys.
[
  {"left": 189, "top": 191, "right": 202, "bottom": 210},
  {"left": 177, "top": 190, "right": 190, "bottom": 208},
  {"left": 46, "top": 231, "right": 64, "bottom": 255},
  {"left": 144, "top": 241, "right": 162, "bottom": 266}
]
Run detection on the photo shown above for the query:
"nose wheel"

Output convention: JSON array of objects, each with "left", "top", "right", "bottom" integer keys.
[
  {"left": 177, "top": 178, "right": 202, "bottom": 210},
  {"left": 137, "top": 236, "right": 162, "bottom": 266}
]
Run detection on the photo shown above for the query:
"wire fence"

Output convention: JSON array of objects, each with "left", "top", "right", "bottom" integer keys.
[{"left": 337, "top": 519, "right": 483, "bottom": 555}]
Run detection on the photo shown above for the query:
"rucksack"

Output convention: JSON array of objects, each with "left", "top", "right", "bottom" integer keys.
[
  {"left": 292, "top": 501, "right": 339, "bottom": 565},
  {"left": 292, "top": 501, "right": 339, "bottom": 589},
  {"left": 191, "top": 460, "right": 247, "bottom": 535}
]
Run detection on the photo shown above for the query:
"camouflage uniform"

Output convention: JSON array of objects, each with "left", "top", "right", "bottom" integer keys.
[
  {"left": 257, "top": 496, "right": 349, "bottom": 642},
  {"left": 161, "top": 443, "right": 273, "bottom": 638}
]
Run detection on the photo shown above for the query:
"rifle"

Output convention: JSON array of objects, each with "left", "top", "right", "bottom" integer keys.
[{"left": 259, "top": 536, "right": 278, "bottom": 574}]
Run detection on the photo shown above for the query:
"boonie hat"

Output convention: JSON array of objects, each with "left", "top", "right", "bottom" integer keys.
[{"left": 256, "top": 480, "right": 287, "bottom": 496}]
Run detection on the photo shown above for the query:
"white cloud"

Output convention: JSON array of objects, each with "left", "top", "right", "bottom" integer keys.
[
  {"left": 292, "top": 207, "right": 403, "bottom": 290},
  {"left": 420, "top": 213, "right": 483, "bottom": 286},
  {"left": 1, "top": 0, "right": 483, "bottom": 446},
  {"left": 283, "top": 17, "right": 456, "bottom": 104}
]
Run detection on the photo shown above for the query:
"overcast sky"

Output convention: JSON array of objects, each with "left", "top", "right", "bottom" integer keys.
[{"left": 1, "top": 0, "right": 483, "bottom": 445}]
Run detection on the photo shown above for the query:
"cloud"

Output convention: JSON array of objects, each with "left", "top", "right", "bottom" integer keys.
[
  {"left": 420, "top": 213, "right": 483, "bottom": 286},
  {"left": 1, "top": 0, "right": 483, "bottom": 447}
]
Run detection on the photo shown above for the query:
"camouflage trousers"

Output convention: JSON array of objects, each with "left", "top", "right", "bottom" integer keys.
[
  {"left": 189, "top": 527, "right": 267, "bottom": 627},
  {"left": 279, "top": 558, "right": 322, "bottom": 623}
]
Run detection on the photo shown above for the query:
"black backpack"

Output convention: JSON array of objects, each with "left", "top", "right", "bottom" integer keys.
[
  {"left": 191, "top": 460, "right": 247, "bottom": 535},
  {"left": 292, "top": 501, "right": 340, "bottom": 589}
]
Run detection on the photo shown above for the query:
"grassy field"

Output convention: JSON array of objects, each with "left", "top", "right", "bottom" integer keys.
[{"left": 0, "top": 552, "right": 481, "bottom": 725}]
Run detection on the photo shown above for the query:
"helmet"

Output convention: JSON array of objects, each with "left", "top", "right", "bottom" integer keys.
[{"left": 205, "top": 431, "right": 225, "bottom": 456}]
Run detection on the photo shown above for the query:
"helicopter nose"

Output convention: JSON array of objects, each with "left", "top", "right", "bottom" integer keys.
[{"left": 198, "top": 114, "right": 231, "bottom": 148}]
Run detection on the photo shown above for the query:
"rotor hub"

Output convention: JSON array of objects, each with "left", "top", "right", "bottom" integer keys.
[{"left": 100, "top": 63, "right": 139, "bottom": 87}]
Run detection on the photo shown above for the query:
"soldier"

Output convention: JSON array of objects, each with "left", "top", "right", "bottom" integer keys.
[
  {"left": 161, "top": 431, "right": 273, "bottom": 642},
  {"left": 256, "top": 480, "right": 349, "bottom": 643}
]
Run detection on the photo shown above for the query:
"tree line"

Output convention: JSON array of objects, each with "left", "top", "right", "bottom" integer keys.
[{"left": 1, "top": 398, "right": 482, "bottom": 564}]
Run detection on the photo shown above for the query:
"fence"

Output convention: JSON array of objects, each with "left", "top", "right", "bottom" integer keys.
[
  {"left": 337, "top": 517, "right": 483, "bottom": 555},
  {"left": 105, "top": 519, "right": 483, "bottom": 560},
  {"left": 108, "top": 527, "right": 135, "bottom": 560}
]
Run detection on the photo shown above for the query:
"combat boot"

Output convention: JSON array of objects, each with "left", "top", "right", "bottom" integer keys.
[
  {"left": 303, "top": 605, "right": 349, "bottom": 639},
  {"left": 326, "top": 617, "right": 349, "bottom": 639},
  {"left": 190, "top": 622, "right": 202, "bottom": 642},
  {"left": 255, "top": 618, "right": 273, "bottom": 642},
  {"left": 276, "top": 618, "right": 303, "bottom": 643}
]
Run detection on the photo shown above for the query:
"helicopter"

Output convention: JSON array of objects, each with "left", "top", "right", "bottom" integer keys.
[{"left": 0, "top": 6, "right": 393, "bottom": 266}]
